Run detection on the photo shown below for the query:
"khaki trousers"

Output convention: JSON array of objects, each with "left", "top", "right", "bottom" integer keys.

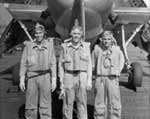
[
  {"left": 25, "top": 73, "right": 51, "bottom": 119},
  {"left": 94, "top": 76, "right": 121, "bottom": 119},
  {"left": 63, "top": 72, "right": 88, "bottom": 119}
]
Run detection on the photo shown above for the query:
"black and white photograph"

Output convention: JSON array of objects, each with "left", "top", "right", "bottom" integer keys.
[{"left": 0, "top": 0, "right": 150, "bottom": 119}]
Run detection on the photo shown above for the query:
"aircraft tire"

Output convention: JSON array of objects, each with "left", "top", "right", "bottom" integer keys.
[
  {"left": 128, "top": 62, "right": 143, "bottom": 87},
  {"left": 12, "top": 63, "right": 20, "bottom": 85}
]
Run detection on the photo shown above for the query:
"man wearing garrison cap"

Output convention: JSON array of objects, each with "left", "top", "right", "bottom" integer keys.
[
  {"left": 19, "top": 22, "right": 56, "bottom": 119},
  {"left": 59, "top": 19, "right": 92, "bottom": 119}
]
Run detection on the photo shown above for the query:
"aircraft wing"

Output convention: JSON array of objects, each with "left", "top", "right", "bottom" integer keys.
[
  {"left": 0, "top": 3, "right": 47, "bottom": 55},
  {"left": 1, "top": 3, "right": 47, "bottom": 20},
  {"left": 113, "top": 7, "right": 150, "bottom": 24}
]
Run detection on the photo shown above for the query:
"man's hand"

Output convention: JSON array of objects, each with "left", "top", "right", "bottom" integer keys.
[
  {"left": 59, "top": 89, "right": 65, "bottom": 99},
  {"left": 86, "top": 80, "right": 92, "bottom": 90},
  {"left": 51, "top": 77, "right": 56, "bottom": 92},
  {"left": 19, "top": 76, "right": 26, "bottom": 92}
]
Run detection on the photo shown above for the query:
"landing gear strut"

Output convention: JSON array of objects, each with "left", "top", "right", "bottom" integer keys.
[{"left": 121, "top": 25, "right": 143, "bottom": 88}]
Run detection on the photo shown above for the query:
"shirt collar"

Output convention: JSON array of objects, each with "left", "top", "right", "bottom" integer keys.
[
  {"left": 67, "top": 41, "right": 83, "bottom": 48},
  {"left": 32, "top": 40, "right": 48, "bottom": 50}
]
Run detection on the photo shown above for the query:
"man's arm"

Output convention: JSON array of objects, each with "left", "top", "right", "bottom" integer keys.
[
  {"left": 49, "top": 39, "right": 57, "bottom": 91},
  {"left": 58, "top": 45, "right": 65, "bottom": 90},
  {"left": 87, "top": 43, "right": 92, "bottom": 90},
  {"left": 19, "top": 46, "right": 27, "bottom": 80},
  {"left": 58, "top": 45, "right": 66, "bottom": 99},
  {"left": 50, "top": 41, "right": 57, "bottom": 80},
  {"left": 19, "top": 45, "right": 28, "bottom": 92},
  {"left": 91, "top": 45, "right": 98, "bottom": 74}
]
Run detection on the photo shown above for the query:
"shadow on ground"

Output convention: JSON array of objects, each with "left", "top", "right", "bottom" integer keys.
[{"left": 119, "top": 81, "right": 136, "bottom": 92}]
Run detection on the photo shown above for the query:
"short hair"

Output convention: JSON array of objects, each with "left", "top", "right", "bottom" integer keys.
[
  {"left": 102, "top": 31, "right": 113, "bottom": 37},
  {"left": 99, "top": 30, "right": 117, "bottom": 45}
]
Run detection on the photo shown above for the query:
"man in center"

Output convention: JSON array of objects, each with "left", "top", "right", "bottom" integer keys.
[{"left": 59, "top": 19, "right": 92, "bottom": 119}]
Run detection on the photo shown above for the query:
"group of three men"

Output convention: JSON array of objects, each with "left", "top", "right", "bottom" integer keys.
[{"left": 19, "top": 20, "right": 125, "bottom": 119}]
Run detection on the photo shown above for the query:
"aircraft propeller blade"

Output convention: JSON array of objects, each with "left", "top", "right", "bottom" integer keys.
[{"left": 54, "top": 0, "right": 103, "bottom": 39}]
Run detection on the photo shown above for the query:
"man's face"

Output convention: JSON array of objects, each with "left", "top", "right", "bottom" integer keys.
[
  {"left": 101, "top": 35, "right": 112, "bottom": 49},
  {"left": 35, "top": 29, "right": 44, "bottom": 42},
  {"left": 71, "top": 28, "right": 82, "bottom": 43}
]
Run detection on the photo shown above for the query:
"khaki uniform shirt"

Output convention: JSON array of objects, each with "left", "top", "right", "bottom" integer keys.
[
  {"left": 59, "top": 39, "right": 92, "bottom": 84},
  {"left": 92, "top": 44, "right": 125, "bottom": 76},
  {"left": 19, "top": 38, "right": 56, "bottom": 79}
]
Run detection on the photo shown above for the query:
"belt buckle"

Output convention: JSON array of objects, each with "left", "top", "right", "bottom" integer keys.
[{"left": 73, "top": 70, "right": 80, "bottom": 74}]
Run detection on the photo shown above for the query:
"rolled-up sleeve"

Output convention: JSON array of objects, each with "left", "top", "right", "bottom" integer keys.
[{"left": 19, "top": 46, "right": 27, "bottom": 77}]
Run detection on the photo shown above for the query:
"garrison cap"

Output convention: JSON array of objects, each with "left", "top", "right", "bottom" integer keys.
[
  {"left": 35, "top": 22, "right": 45, "bottom": 32},
  {"left": 71, "top": 19, "right": 83, "bottom": 34}
]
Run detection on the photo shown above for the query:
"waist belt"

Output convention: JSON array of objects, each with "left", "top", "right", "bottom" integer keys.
[
  {"left": 27, "top": 69, "right": 50, "bottom": 79},
  {"left": 96, "top": 75, "right": 117, "bottom": 77},
  {"left": 32, "top": 70, "right": 50, "bottom": 74},
  {"left": 65, "top": 70, "right": 86, "bottom": 74}
]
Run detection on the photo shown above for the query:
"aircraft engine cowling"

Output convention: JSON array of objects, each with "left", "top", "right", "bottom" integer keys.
[{"left": 47, "top": 0, "right": 113, "bottom": 39}]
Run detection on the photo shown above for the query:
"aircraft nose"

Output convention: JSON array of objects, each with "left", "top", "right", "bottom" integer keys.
[
  {"left": 47, "top": 0, "right": 113, "bottom": 39},
  {"left": 55, "top": 8, "right": 103, "bottom": 39}
]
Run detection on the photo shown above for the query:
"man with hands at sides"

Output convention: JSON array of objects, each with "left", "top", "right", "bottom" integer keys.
[
  {"left": 92, "top": 31, "right": 125, "bottom": 119},
  {"left": 19, "top": 21, "right": 56, "bottom": 119},
  {"left": 59, "top": 19, "right": 92, "bottom": 119}
]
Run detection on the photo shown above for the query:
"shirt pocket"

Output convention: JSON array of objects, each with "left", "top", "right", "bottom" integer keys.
[
  {"left": 63, "top": 53, "right": 71, "bottom": 63},
  {"left": 80, "top": 53, "right": 88, "bottom": 70},
  {"left": 80, "top": 53, "right": 88, "bottom": 62},
  {"left": 27, "top": 53, "right": 37, "bottom": 66}
]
